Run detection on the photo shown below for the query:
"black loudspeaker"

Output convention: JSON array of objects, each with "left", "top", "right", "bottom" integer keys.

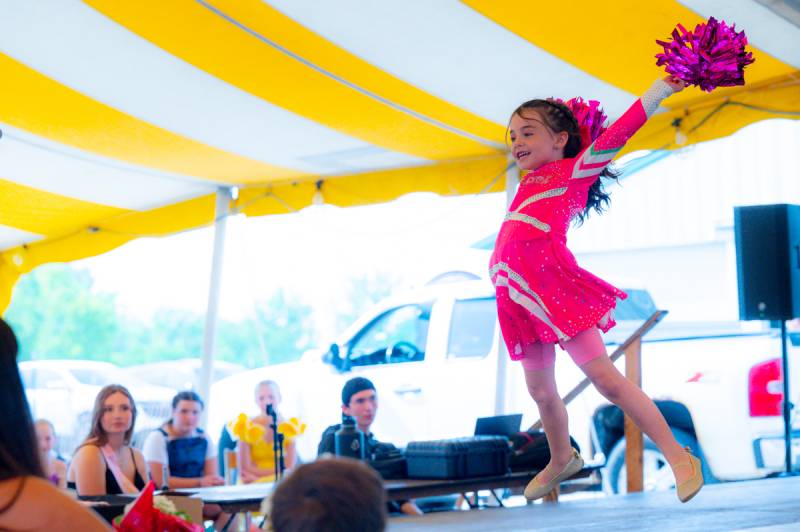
[{"left": 734, "top": 204, "right": 800, "bottom": 321}]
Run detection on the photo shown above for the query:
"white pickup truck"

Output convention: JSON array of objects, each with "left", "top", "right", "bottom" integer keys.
[{"left": 207, "top": 277, "right": 799, "bottom": 494}]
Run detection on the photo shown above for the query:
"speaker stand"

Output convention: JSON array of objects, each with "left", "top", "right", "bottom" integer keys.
[{"left": 778, "top": 320, "right": 799, "bottom": 477}]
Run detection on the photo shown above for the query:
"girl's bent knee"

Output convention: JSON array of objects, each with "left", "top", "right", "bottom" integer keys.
[
  {"left": 527, "top": 384, "right": 559, "bottom": 404},
  {"left": 594, "top": 378, "right": 624, "bottom": 402}
]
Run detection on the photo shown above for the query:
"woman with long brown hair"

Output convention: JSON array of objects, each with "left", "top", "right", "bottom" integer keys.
[{"left": 67, "top": 384, "right": 148, "bottom": 496}]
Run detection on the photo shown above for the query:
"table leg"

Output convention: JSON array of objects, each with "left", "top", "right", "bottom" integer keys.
[
  {"left": 489, "top": 489, "right": 505, "bottom": 507},
  {"left": 461, "top": 492, "right": 478, "bottom": 509},
  {"left": 220, "top": 514, "right": 236, "bottom": 532}
]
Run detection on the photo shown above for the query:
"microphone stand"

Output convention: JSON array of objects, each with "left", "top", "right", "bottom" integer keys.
[
  {"left": 266, "top": 404, "right": 284, "bottom": 481},
  {"left": 777, "top": 320, "right": 798, "bottom": 477},
  {"left": 277, "top": 433, "right": 285, "bottom": 476}
]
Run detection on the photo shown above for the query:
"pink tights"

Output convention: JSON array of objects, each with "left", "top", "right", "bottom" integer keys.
[{"left": 519, "top": 327, "right": 606, "bottom": 370}]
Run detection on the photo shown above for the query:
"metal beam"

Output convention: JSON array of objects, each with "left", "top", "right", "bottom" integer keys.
[{"left": 200, "top": 187, "right": 232, "bottom": 428}]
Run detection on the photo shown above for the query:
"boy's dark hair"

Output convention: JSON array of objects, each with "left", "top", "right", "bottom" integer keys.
[
  {"left": 270, "top": 457, "right": 387, "bottom": 532},
  {"left": 510, "top": 99, "right": 621, "bottom": 224},
  {"left": 0, "top": 318, "right": 44, "bottom": 480},
  {"left": 341, "top": 377, "right": 376, "bottom": 406}
]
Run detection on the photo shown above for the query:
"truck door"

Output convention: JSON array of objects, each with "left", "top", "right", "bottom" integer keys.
[
  {"left": 344, "top": 302, "right": 433, "bottom": 447},
  {"left": 425, "top": 297, "right": 500, "bottom": 439}
]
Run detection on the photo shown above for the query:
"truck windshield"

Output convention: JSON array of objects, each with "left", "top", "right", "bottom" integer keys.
[{"left": 348, "top": 303, "right": 431, "bottom": 366}]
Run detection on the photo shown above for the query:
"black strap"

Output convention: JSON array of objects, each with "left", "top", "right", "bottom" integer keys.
[
  {"left": 129, "top": 448, "right": 145, "bottom": 489},
  {"left": 0, "top": 477, "right": 27, "bottom": 516}
]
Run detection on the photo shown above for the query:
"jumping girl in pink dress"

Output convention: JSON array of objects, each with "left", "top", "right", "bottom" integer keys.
[{"left": 491, "top": 76, "right": 704, "bottom": 503}]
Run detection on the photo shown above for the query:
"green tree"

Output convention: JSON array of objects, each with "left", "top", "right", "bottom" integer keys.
[
  {"left": 335, "top": 272, "right": 401, "bottom": 332},
  {"left": 242, "top": 290, "right": 316, "bottom": 366},
  {"left": 216, "top": 318, "right": 262, "bottom": 367},
  {"left": 5, "top": 264, "right": 119, "bottom": 361},
  {"left": 120, "top": 308, "right": 206, "bottom": 364},
  {"left": 4, "top": 264, "right": 319, "bottom": 369}
]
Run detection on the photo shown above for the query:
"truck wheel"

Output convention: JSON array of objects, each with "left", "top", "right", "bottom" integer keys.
[{"left": 604, "top": 428, "right": 716, "bottom": 494}]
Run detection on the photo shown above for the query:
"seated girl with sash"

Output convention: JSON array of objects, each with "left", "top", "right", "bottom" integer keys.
[{"left": 67, "top": 384, "right": 148, "bottom": 496}]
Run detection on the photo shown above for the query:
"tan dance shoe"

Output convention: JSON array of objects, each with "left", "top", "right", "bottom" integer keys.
[
  {"left": 524, "top": 448, "right": 584, "bottom": 501},
  {"left": 675, "top": 447, "right": 704, "bottom": 503}
]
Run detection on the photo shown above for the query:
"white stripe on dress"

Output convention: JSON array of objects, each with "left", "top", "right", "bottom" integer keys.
[{"left": 495, "top": 274, "right": 570, "bottom": 342}]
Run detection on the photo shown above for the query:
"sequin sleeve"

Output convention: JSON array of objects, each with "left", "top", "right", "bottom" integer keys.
[{"left": 569, "top": 79, "right": 675, "bottom": 181}]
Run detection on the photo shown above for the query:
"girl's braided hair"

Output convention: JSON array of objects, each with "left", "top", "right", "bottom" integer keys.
[{"left": 511, "top": 99, "right": 620, "bottom": 224}]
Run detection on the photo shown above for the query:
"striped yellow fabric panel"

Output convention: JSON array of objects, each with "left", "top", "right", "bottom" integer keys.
[
  {"left": 0, "top": 53, "right": 305, "bottom": 185},
  {"left": 237, "top": 155, "right": 508, "bottom": 217},
  {"left": 209, "top": 0, "right": 505, "bottom": 145},
  {"left": 0, "top": 193, "right": 217, "bottom": 313},
  {"left": 0, "top": 151, "right": 508, "bottom": 311},
  {"left": 0, "top": 177, "right": 127, "bottom": 236},
  {"left": 100, "top": 195, "right": 217, "bottom": 236},
  {"left": 464, "top": 0, "right": 795, "bottom": 108},
  {"left": 0, "top": 251, "right": 43, "bottom": 314},
  {"left": 622, "top": 71, "right": 800, "bottom": 156},
  {"left": 85, "top": 0, "right": 504, "bottom": 160}
]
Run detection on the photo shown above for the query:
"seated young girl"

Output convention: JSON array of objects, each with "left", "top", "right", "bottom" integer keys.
[
  {"left": 142, "top": 390, "right": 223, "bottom": 488},
  {"left": 143, "top": 390, "right": 227, "bottom": 528},
  {"left": 67, "top": 384, "right": 148, "bottom": 496},
  {"left": 232, "top": 380, "right": 299, "bottom": 483},
  {"left": 34, "top": 419, "right": 67, "bottom": 489}
]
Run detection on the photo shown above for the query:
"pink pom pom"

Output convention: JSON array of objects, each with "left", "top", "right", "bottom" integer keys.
[
  {"left": 553, "top": 97, "right": 608, "bottom": 145},
  {"left": 655, "top": 16, "right": 755, "bottom": 92}
]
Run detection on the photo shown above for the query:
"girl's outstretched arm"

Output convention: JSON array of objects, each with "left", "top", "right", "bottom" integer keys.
[{"left": 570, "top": 76, "right": 685, "bottom": 181}]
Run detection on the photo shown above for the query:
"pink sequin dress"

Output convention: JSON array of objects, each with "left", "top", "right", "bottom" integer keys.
[{"left": 490, "top": 80, "right": 674, "bottom": 360}]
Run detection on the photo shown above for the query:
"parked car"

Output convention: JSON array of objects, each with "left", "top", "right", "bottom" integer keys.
[
  {"left": 123, "top": 358, "right": 245, "bottom": 392},
  {"left": 20, "top": 359, "right": 175, "bottom": 456},
  {"left": 206, "top": 278, "right": 799, "bottom": 494}
]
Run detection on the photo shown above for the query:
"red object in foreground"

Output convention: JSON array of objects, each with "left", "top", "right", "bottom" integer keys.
[
  {"left": 114, "top": 481, "right": 203, "bottom": 532},
  {"left": 655, "top": 16, "right": 755, "bottom": 92}
]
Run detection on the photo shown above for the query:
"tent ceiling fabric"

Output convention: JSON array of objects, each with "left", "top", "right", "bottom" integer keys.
[{"left": 1, "top": 0, "right": 798, "bottom": 311}]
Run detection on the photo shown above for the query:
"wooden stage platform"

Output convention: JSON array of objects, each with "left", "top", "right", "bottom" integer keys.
[{"left": 389, "top": 475, "right": 800, "bottom": 531}]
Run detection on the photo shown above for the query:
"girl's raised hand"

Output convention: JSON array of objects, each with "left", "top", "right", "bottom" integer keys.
[{"left": 663, "top": 75, "right": 688, "bottom": 93}]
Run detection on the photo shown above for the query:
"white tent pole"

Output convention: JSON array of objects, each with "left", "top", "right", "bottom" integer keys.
[
  {"left": 200, "top": 187, "right": 232, "bottom": 428},
  {"left": 494, "top": 160, "right": 518, "bottom": 415}
]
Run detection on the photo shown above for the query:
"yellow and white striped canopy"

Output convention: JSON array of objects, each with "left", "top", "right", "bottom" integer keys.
[{"left": 1, "top": 0, "right": 798, "bottom": 311}]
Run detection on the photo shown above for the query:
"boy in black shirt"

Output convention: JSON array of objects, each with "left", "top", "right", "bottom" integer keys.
[{"left": 317, "top": 377, "right": 421, "bottom": 515}]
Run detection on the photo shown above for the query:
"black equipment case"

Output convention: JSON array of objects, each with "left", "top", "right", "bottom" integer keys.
[
  {"left": 405, "top": 436, "right": 510, "bottom": 479},
  {"left": 367, "top": 442, "right": 408, "bottom": 479},
  {"left": 509, "top": 429, "right": 581, "bottom": 472}
]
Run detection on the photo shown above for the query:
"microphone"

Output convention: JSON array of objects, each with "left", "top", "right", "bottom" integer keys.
[{"left": 266, "top": 404, "right": 275, "bottom": 417}]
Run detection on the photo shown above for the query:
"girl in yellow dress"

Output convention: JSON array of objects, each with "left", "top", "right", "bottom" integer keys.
[{"left": 230, "top": 380, "right": 304, "bottom": 483}]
